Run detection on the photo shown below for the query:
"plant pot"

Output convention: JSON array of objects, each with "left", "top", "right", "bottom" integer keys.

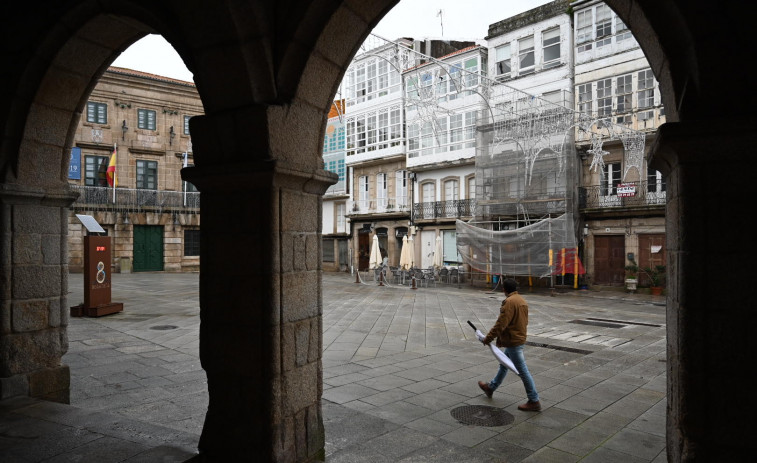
[
  {"left": 650, "top": 286, "right": 663, "bottom": 296},
  {"left": 625, "top": 278, "right": 637, "bottom": 291}
]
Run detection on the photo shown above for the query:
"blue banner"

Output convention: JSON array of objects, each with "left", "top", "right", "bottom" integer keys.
[{"left": 68, "top": 147, "right": 81, "bottom": 179}]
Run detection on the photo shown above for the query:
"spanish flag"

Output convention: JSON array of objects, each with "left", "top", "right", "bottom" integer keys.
[{"left": 106, "top": 144, "right": 117, "bottom": 187}]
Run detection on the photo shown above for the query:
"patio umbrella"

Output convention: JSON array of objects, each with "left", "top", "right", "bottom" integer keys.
[
  {"left": 467, "top": 321, "right": 520, "bottom": 376},
  {"left": 399, "top": 235, "right": 412, "bottom": 270},
  {"left": 407, "top": 235, "right": 415, "bottom": 268},
  {"left": 432, "top": 235, "right": 444, "bottom": 268},
  {"left": 369, "top": 234, "right": 382, "bottom": 269}
]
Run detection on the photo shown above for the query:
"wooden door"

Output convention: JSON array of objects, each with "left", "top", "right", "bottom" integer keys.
[
  {"left": 358, "top": 232, "right": 370, "bottom": 271},
  {"left": 133, "top": 225, "right": 164, "bottom": 272},
  {"left": 594, "top": 235, "right": 625, "bottom": 285},
  {"left": 638, "top": 234, "right": 666, "bottom": 286}
]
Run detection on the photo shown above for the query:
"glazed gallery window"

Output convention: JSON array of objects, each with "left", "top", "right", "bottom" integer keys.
[
  {"left": 346, "top": 57, "right": 400, "bottom": 105},
  {"left": 637, "top": 69, "right": 655, "bottom": 109},
  {"left": 576, "top": 9, "right": 593, "bottom": 52},
  {"left": 84, "top": 155, "right": 109, "bottom": 186},
  {"left": 184, "top": 229, "right": 200, "bottom": 256},
  {"left": 345, "top": 107, "right": 402, "bottom": 155},
  {"left": 136, "top": 160, "right": 158, "bottom": 190},
  {"left": 137, "top": 109, "right": 157, "bottom": 130},
  {"left": 595, "top": 4, "right": 613, "bottom": 47},
  {"left": 86, "top": 102, "right": 107, "bottom": 124},
  {"left": 597, "top": 78, "right": 612, "bottom": 117},
  {"left": 578, "top": 83, "right": 593, "bottom": 115},
  {"left": 616, "top": 74, "right": 633, "bottom": 114}
]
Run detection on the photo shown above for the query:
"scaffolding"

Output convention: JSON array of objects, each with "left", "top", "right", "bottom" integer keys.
[{"left": 347, "top": 34, "right": 646, "bottom": 281}]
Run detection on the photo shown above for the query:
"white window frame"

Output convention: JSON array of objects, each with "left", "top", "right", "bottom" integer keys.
[
  {"left": 542, "top": 28, "right": 561, "bottom": 68},
  {"left": 600, "top": 162, "right": 621, "bottom": 206},
  {"left": 637, "top": 69, "right": 655, "bottom": 109},
  {"left": 336, "top": 202, "right": 346, "bottom": 233},
  {"left": 396, "top": 170, "right": 408, "bottom": 208},
  {"left": 578, "top": 83, "right": 593, "bottom": 115},
  {"left": 597, "top": 78, "right": 613, "bottom": 118},
  {"left": 358, "top": 175, "right": 369, "bottom": 211},
  {"left": 421, "top": 181, "right": 436, "bottom": 203},
  {"left": 518, "top": 36, "right": 535, "bottom": 75},
  {"left": 444, "top": 179, "right": 459, "bottom": 201},
  {"left": 377, "top": 172, "right": 387, "bottom": 209},
  {"left": 495, "top": 44, "right": 511, "bottom": 78}
]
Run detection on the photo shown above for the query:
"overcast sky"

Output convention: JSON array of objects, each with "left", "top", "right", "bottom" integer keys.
[{"left": 111, "top": 0, "right": 551, "bottom": 82}]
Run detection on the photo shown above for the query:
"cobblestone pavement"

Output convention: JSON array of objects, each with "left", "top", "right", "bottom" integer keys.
[{"left": 1, "top": 271, "right": 667, "bottom": 462}]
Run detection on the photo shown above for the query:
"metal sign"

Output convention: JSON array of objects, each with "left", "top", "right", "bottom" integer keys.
[{"left": 75, "top": 214, "right": 106, "bottom": 233}]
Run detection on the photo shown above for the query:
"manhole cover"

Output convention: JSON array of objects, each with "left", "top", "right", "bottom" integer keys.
[
  {"left": 150, "top": 325, "right": 178, "bottom": 330},
  {"left": 450, "top": 405, "right": 514, "bottom": 427}
]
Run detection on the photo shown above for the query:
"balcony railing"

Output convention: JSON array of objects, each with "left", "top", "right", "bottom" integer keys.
[
  {"left": 69, "top": 185, "right": 200, "bottom": 212},
  {"left": 413, "top": 199, "right": 476, "bottom": 220},
  {"left": 350, "top": 199, "right": 410, "bottom": 214},
  {"left": 579, "top": 181, "right": 666, "bottom": 209}
]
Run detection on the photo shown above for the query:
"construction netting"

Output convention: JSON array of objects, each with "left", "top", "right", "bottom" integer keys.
[
  {"left": 343, "top": 34, "right": 646, "bottom": 280},
  {"left": 456, "top": 213, "right": 583, "bottom": 278}
]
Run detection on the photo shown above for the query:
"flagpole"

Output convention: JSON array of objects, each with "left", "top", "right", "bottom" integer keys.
[
  {"left": 112, "top": 143, "right": 117, "bottom": 204},
  {"left": 182, "top": 151, "right": 188, "bottom": 207}
]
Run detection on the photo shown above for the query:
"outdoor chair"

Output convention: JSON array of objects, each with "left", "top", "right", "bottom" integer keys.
[
  {"left": 424, "top": 267, "right": 436, "bottom": 287},
  {"left": 438, "top": 267, "right": 449, "bottom": 283},
  {"left": 449, "top": 268, "right": 459, "bottom": 284},
  {"left": 390, "top": 267, "right": 402, "bottom": 284},
  {"left": 414, "top": 269, "right": 427, "bottom": 287}
]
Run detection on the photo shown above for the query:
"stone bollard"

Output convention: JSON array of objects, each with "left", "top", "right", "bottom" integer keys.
[{"left": 411, "top": 275, "right": 417, "bottom": 290}]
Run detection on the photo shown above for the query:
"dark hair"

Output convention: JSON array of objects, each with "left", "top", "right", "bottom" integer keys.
[{"left": 503, "top": 278, "right": 517, "bottom": 294}]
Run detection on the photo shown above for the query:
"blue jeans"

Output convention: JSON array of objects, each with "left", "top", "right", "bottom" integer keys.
[{"left": 488, "top": 344, "right": 539, "bottom": 402}]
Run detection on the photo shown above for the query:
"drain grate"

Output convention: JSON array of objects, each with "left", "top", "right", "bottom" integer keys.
[
  {"left": 150, "top": 325, "right": 178, "bottom": 330},
  {"left": 525, "top": 341, "right": 593, "bottom": 355},
  {"left": 587, "top": 317, "right": 661, "bottom": 327},
  {"left": 570, "top": 319, "right": 625, "bottom": 328},
  {"left": 450, "top": 405, "right": 514, "bottom": 427}
]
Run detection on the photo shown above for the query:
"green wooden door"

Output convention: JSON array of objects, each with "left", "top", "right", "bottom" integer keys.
[{"left": 133, "top": 225, "right": 164, "bottom": 272}]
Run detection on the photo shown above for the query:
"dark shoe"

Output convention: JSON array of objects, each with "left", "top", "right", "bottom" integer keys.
[
  {"left": 518, "top": 400, "right": 541, "bottom": 412},
  {"left": 478, "top": 381, "right": 493, "bottom": 398}
]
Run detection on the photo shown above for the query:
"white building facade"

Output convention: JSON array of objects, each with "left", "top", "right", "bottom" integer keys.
[{"left": 572, "top": 0, "right": 667, "bottom": 287}]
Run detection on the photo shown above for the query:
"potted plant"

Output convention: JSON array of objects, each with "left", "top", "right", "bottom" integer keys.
[
  {"left": 624, "top": 260, "right": 639, "bottom": 292},
  {"left": 642, "top": 265, "right": 666, "bottom": 295}
]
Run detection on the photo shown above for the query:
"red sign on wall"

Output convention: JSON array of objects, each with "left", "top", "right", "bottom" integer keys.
[{"left": 617, "top": 183, "right": 636, "bottom": 197}]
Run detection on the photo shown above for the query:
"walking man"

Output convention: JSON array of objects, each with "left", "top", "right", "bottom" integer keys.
[{"left": 478, "top": 278, "right": 541, "bottom": 411}]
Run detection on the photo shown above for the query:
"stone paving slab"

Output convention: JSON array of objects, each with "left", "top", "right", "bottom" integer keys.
[{"left": 1, "top": 271, "right": 667, "bottom": 462}]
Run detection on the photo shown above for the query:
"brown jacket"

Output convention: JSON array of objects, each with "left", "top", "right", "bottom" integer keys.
[{"left": 483, "top": 291, "right": 528, "bottom": 347}]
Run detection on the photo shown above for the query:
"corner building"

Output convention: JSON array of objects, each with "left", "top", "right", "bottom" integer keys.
[{"left": 67, "top": 67, "right": 202, "bottom": 274}]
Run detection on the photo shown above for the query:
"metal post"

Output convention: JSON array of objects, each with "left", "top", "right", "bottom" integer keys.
[{"left": 411, "top": 275, "right": 417, "bottom": 290}]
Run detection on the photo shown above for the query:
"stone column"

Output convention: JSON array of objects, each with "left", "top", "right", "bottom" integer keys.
[
  {"left": 651, "top": 121, "right": 757, "bottom": 461},
  {"left": 183, "top": 156, "right": 335, "bottom": 461},
  {"left": 0, "top": 184, "right": 77, "bottom": 402}
]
